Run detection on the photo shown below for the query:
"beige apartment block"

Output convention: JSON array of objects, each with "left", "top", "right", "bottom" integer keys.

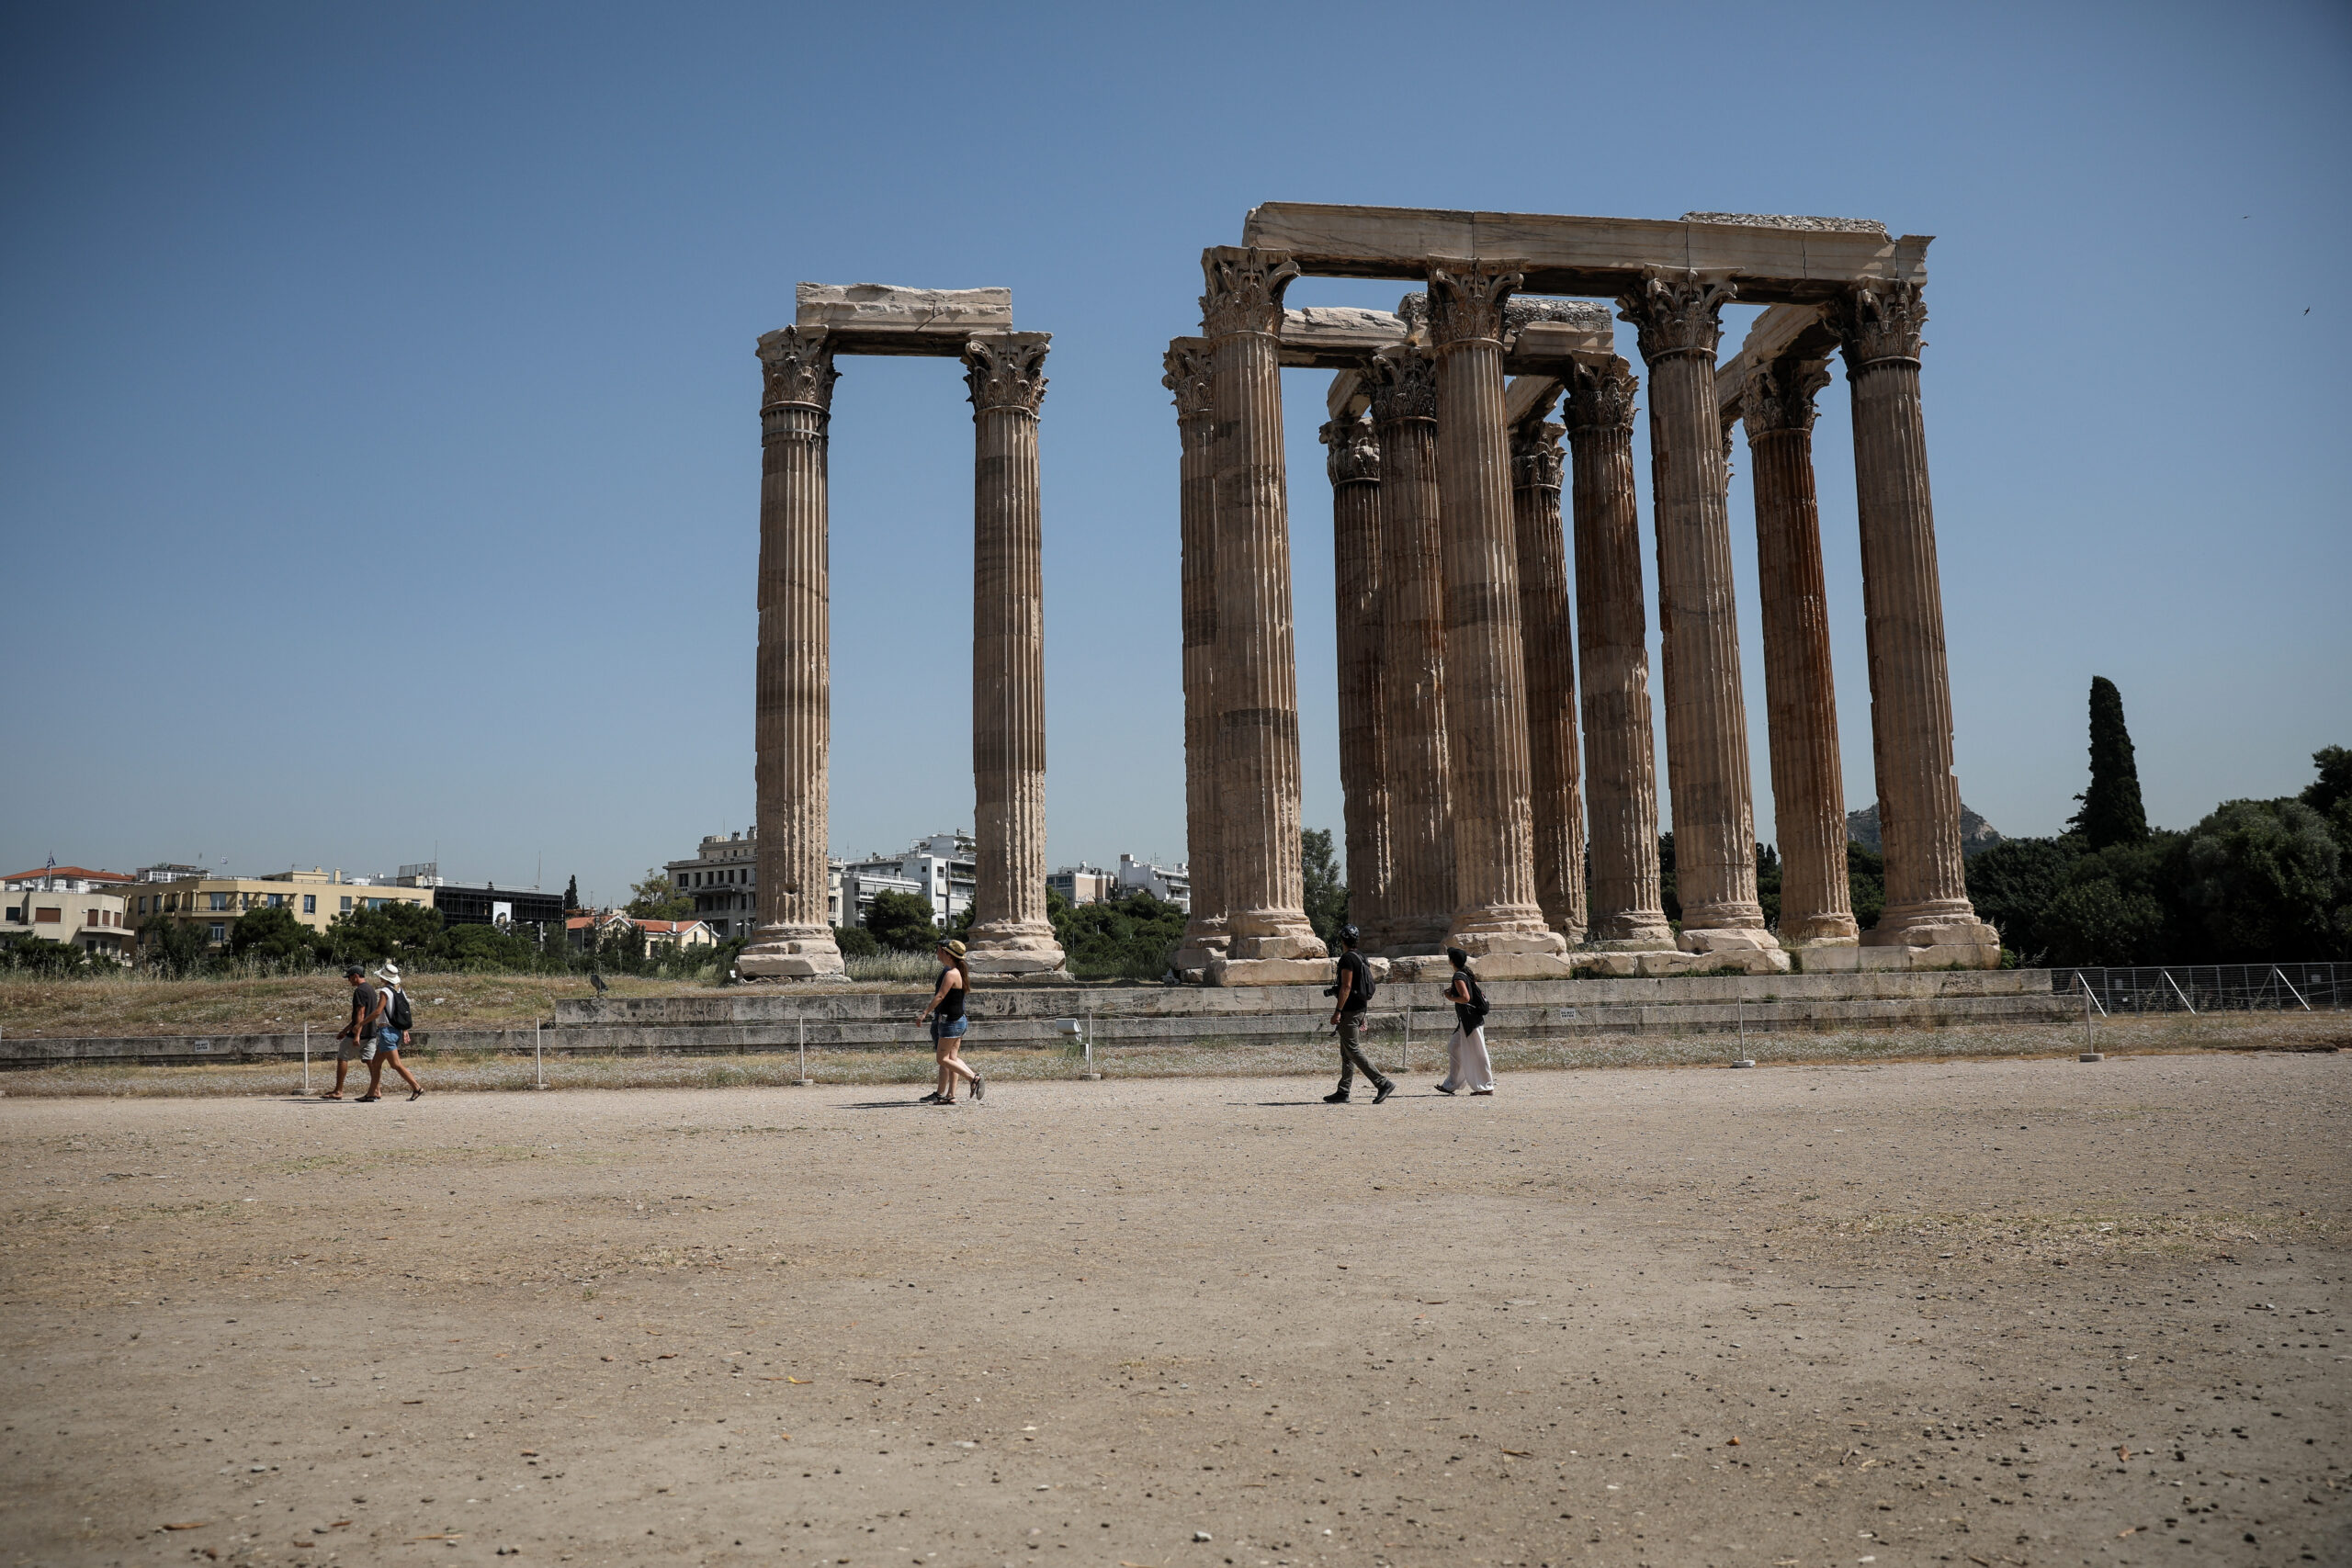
[{"left": 125, "top": 870, "right": 431, "bottom": 949}]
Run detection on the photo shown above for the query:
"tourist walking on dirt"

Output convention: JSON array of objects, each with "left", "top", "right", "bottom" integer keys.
[
  {"left": 1322, "top": 925, "right": 1395, "bottom": 1104},
  {"left": 322, "top": 964, "right": 384, "bottom": 1100},
  {"left": 916, "top": 938, "right": 983, "bottom": 1104},
  {"left": 360, "top": 961, "right": 425, "bottom": 1103},
  {"left": 1434, "top": 947, "right": 1495, "bottom": 1096}
]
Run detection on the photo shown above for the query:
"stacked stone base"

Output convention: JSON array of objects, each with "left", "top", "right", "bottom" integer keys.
[
  {"left": 738, "top": 931, "right": 846, "bottom": 982},
  {"left": 1196, "top": 935, "right": 1997, "bottom": 985}
]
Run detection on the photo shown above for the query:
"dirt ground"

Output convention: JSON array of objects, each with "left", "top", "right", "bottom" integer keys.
[{"left": 1, "top": 1053, "right": 2346, "bottom": 1568}]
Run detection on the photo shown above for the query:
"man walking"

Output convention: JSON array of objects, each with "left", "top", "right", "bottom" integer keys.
[
  {"left": 321, "top": 964, "right": 384, "bottom": 1100},
  {"left": 1322, "top": 925, "right": 1395, "bottom": 1104}
]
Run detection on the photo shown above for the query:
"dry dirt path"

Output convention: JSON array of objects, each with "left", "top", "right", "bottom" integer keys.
[{"left": 2, "top": 1054, "right": 2346, "bottom": 1568}]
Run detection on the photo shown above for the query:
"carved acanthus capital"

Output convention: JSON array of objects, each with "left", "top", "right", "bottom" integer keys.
[
  {"left": 1320, "top": 414, "right": 1380, "bottom": 486},
  {"left": 1426, "top": 259, "right": 1525, "bottom": 345},
  {"left": 1616, "top": 268, "right": 1737, "bottom": 364},
  {"left": 1364, "top": 343, "right": 1439, "bottom": 424},
  {"left": 756, "top": 326, "right": 838, "bottom": 411},
  {"left": 1161, "top": 337, "right": 1215, "bottom": 423},
  {"left": 1510, "top": 420, "right": 1566, "bottom": 491},
  {"left": 1200, "top": 246, "right": 1300, "bottom": 339},
  {"left": 1562, "top": 356, "right": 1639, "bottom": 434},
  {"left": 1837, "top": 280, "right": 1928, "bottom": 371},
  {"left": 1743, "top": 355, "right": 1833, "bottom": 435},
  {"left": 962, "top": 333, "right": 1050, "bottom": 415}
]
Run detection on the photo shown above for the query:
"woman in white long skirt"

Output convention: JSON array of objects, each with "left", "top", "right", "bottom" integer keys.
[{"left": 1435, "top": 947, "right": 1496, "bottom": 1096}]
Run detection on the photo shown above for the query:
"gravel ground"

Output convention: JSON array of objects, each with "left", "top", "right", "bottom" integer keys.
[{"left": 1, "top": 1053, "right": 2346, "bottom": 1568}]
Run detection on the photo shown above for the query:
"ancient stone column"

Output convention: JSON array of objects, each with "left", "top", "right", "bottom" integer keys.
[
  {"left": 1427, "top": 260, "right": 1566, "bottom": 967},
  {"left": 1510, "top": 412, "right": 1587, "bottom": 944},
  {"left": 1201, "top": 246, "right": 1325, "bottom": 971},
  {"left": 1619, "top": 270, "right": 1776, "bottom": 954},
  {"left": 959, "top": 332, "right": 1068, "bottom": 978},
  {"left": 1565, "top": 357, "right": 1675, "bottom": 949},
  {"left": 1838, "top": 282, "right": 1999, "bottom": 958},
  {"left": 1744, "top": 355, "right": 1859, "bottom": 946},
  {"left": 1164, "top": 338, "right": 1227, "bottom": 972},
  {"left": 1323, "top": 412, "right": 1391, "bottom": 947},
  {"left": 1364, "top": 342, "right": 1453, "bottom": 956},
  {"left": 741, "top": 326, "right": 846, "bottom": 980}
]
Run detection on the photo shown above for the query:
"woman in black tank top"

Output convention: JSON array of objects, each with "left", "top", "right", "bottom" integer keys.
[{"left": 917, "top": 939, "right": 983, "bottom": 1104}]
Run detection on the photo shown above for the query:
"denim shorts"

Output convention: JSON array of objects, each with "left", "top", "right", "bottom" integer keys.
[
  {"left": 932, "top": 1015, "right": 968, "bottom": 1042},
  {"left": 377, "top": 1026, "right": 403, "bottom": 1055}
]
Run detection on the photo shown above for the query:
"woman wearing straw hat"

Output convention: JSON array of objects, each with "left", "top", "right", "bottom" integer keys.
[
  {"left": 916, "top": 938, "right": 983, "bottom": 1104},
  {"left": 359, "top": 961, "right": 425, "bottom": 1103}
]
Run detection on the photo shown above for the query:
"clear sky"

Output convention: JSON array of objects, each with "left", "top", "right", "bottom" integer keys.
[{"left": 5, "top": 1, "right": 2346, "bottom": 908}]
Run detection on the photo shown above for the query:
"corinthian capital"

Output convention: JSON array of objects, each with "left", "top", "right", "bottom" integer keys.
[
  {"left": 1426, "top": 259, "right": 1525, "bottom": 345},
  {"left": 963, "top": 332, "right": 1051, "bottom": 415},
  {"left": 1161, "top": 337, "right": 1215, "bottom": 423},
  {"left": 1837, "top": 280, "right": 1928, "bottom": 370},
  {"left": 1615, "top": 269, "right": 1737, "bottom": 364},
  {"left": 1200, "top": 246, "right": 1300, "bottom": 339},
  {"left": 1510, "top": 419, "right": 1566, "bottom": 491},
  {"left": 756, "top": 326, "right": 838, "bottom": 411},
  {"left": 1562, "top": 356, "right": 1639, "bottom": 434},
  {"left": 1363, "top": 343, "right": 1439, "bottom": 424},
  {"left": 1320, "top": 414, "right": 1380, "bottom": 486},
  {"left": 1743, "top": 355, "right": 1833, "bottom": 435}
]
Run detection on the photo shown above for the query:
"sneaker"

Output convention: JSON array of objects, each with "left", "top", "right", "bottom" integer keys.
[
  {"left": 1322, "top": 1089, "right": 1351, "bottom": 1104},
  {"left": 971, "top": 1076, "right": 986, "bottom": 1100},
  {"left": 1433, "top": 1082, "right": 1456, "bottom": 1096},
  {"left": 1373, "top": 1081, "right": 1396, "bottom": 1104},
  {"left": 918, "top": 1091, "right": 944, "bottom": 1104},
  {"left": 1470, "top": 1089, "right": 1494, "bottom": 1096}
]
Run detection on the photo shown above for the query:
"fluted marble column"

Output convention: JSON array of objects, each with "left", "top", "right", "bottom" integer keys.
[
  {"left": 1838, "top": 282, "right": 1998, "bottom": 956},
  {"left": 1745, "top": 355, "right": 1859, "bottom": 946},
  {"left": 960, "top": 332, "right": 1068, "bottom": 977},
  {"left": 741, "top": 326, "right": 846, "bottom": 979},
  {"left": 1509, "top": 411, "right": 1587, "bottom": 944},
  {"left": 1365, "top": 343, "right": 1453, "bottom": 955},
  {"left": 1164, "top": 338, "right": 1227, "bottom": 972},
  {"left": 1620, "top": 270, "right": 1776, "bottom": 953},
  {"left": 1201, "top": 246, "right": 1324, "bottom": 968},
  {"left": 1323, "top": 412, "right": 1391, "bottom": 948},
  {"left": 1565, "top": 357, "right": 1674, "bottom": 948},
  {"left": 1428, "top": 260, "right": 1565, "bottom": 964}
]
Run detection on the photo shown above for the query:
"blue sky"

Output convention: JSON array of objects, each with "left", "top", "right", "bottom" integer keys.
[{"left": 5, "top": 1, "right": 2346, "bottom": 907}]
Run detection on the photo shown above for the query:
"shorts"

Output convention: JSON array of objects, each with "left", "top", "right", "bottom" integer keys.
[
  {"left": 336, "top": 1037, "right": 368, "bottom": 1063},
  {"left": 377, "top": 1027, "right": 403, "bottom": 1055},
  {"left": 931, "top": 1015, "right": 968, "bottom": 1042}
]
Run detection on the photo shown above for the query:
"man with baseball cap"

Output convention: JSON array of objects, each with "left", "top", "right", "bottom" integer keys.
[
  {"left": 321, "top": 964, "right": 384, "bottom": 1100},
  {"left": 1323, "top": 925, "right": 1394, "bottom": 1104}
]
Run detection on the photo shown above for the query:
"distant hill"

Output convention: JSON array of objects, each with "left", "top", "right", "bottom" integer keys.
[{"left": 1846, "top": 802, "right": 2005, "bottom": 859}]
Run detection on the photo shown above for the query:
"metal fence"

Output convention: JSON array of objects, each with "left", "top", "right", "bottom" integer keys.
[{"left": 2048, "top": 963, "right": 2349, "bottom": 1015}]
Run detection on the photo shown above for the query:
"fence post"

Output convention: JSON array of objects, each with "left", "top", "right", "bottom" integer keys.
[
  {"left": 302, "top": 1023, "right": 309, "bottom": 1095},
  {"left": 1400, "top": 1008, "right": 1411, "bottom": 1075},
  {"left": 797, "top": 1015, "right": 811, "bottom": 1087},
  {"left": 536, "top": 1019, "right": 546, "bottom": 1089}
]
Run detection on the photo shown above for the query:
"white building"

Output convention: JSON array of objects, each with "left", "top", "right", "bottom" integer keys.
[
  {"left": 1, "top": 865, "right": 134, "bottom": 963},
  {"left": 842, "top": 830, "right": 977, "bottom": 929},
  {"left": 1116, "top": 853, "right": 1191, "bottom": 911}
]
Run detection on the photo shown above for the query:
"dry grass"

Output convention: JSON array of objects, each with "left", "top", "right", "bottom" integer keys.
[{"left": 0, "top": 1007, "right": 2337, "bottom": 1098}]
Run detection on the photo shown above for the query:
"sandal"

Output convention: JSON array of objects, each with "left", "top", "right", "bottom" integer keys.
[
  {"left": 408, "top": 1089, "right": 424, "bottom": 1102},
  {"left": 317, "top": 1092, "right": 343, "bottom": 1100},
  {"left": 356, "top": 1094, "right": 380, "bottom": 1102}
]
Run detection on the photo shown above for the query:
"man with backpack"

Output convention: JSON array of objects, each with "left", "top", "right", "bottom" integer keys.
[
  {"left": 1433, "top": 947, "right": 1496, "bottom": 1096},
  {"left": 358, "top": 961, "right": 425, "bottom": 1103},
  {"left": 1322, "top": 925, "right": 1395, "bottom": 1104}
]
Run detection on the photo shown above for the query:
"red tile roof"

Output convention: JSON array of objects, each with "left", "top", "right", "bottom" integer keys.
[{"left": 4, "top": 866, "right": 134, "bottom": 885}]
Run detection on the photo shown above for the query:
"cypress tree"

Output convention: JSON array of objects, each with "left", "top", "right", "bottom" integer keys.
[
  {"left": 2068, "top": 675, "right": 2148, "bottom": 849},
  {"left": 563, "top": 874, "right": 580, "bottom": 910}
]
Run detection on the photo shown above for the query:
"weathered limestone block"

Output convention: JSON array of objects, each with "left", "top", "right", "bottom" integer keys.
[
  {"left": 1206, "top": 956, "right": 1338, "bottom": 987},
  {"left": 796, "top": 283, "right": 1012, "bottom": 354},
  {"left": 1570, "top": 952, "right": 1641, "bottom": 978}
]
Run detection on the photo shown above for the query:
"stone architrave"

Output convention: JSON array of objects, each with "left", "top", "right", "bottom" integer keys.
[
  {"left": 741, "top": 326, "right": 847, "bottom": 979},
  {"left": 1200, "top": 246, "right": 1326, "bottom": 978},
  {"left": 1743, "top": 354, "right": 1859, "bottom": 946},
  {"left": 1322, "top": 412, "right": 1391, "bottom": 948},
  {"left": 960, "top": 333, "right": 1069, "bottom": 978},
  {"left": 1508, "top": 410, "right": 1588, "bottom": 944},
  {"left": 1837, "top": 282, "right": 1999, "bottom": 958},
  {"left": 1426, "top": 259, "right": 1568, "bottom": 971},
  {"left": 1164, "top": 339, "right": 1227, "bottom": 972},
  {"left": 1563, "top": 357, "right": 1675, "bottom": 950},
  {"left": 1619, "top": 269, "right": 1779, "bottom": 957},
  {"left": 1363, "top": 342, "right": 1453, "bottom": 957}
]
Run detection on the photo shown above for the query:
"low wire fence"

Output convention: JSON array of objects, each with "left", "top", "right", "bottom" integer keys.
[{"left": 2049, "top": 963, "right": 2349, "bottom": 1015}]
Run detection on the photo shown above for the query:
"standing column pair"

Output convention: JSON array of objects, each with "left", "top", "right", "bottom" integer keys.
[{"left": 741, "top": 324, "right": 1067, "bottom": 982}]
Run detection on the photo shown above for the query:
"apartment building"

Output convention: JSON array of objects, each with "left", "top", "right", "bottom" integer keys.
[{"left": 123, "top": 868, "right": 431, "bottom": 949}]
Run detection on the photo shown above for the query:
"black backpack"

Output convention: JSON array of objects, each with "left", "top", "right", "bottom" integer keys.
[
  {"left": 1331, "top": 950, "right": 1376, "bottom": 1009},
  {"left": 1457, "top": 973, "right": 1489, "bottom": 1024},
  {"left": 385, "top": 987, "right": 413, "bottom": 1032}
]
